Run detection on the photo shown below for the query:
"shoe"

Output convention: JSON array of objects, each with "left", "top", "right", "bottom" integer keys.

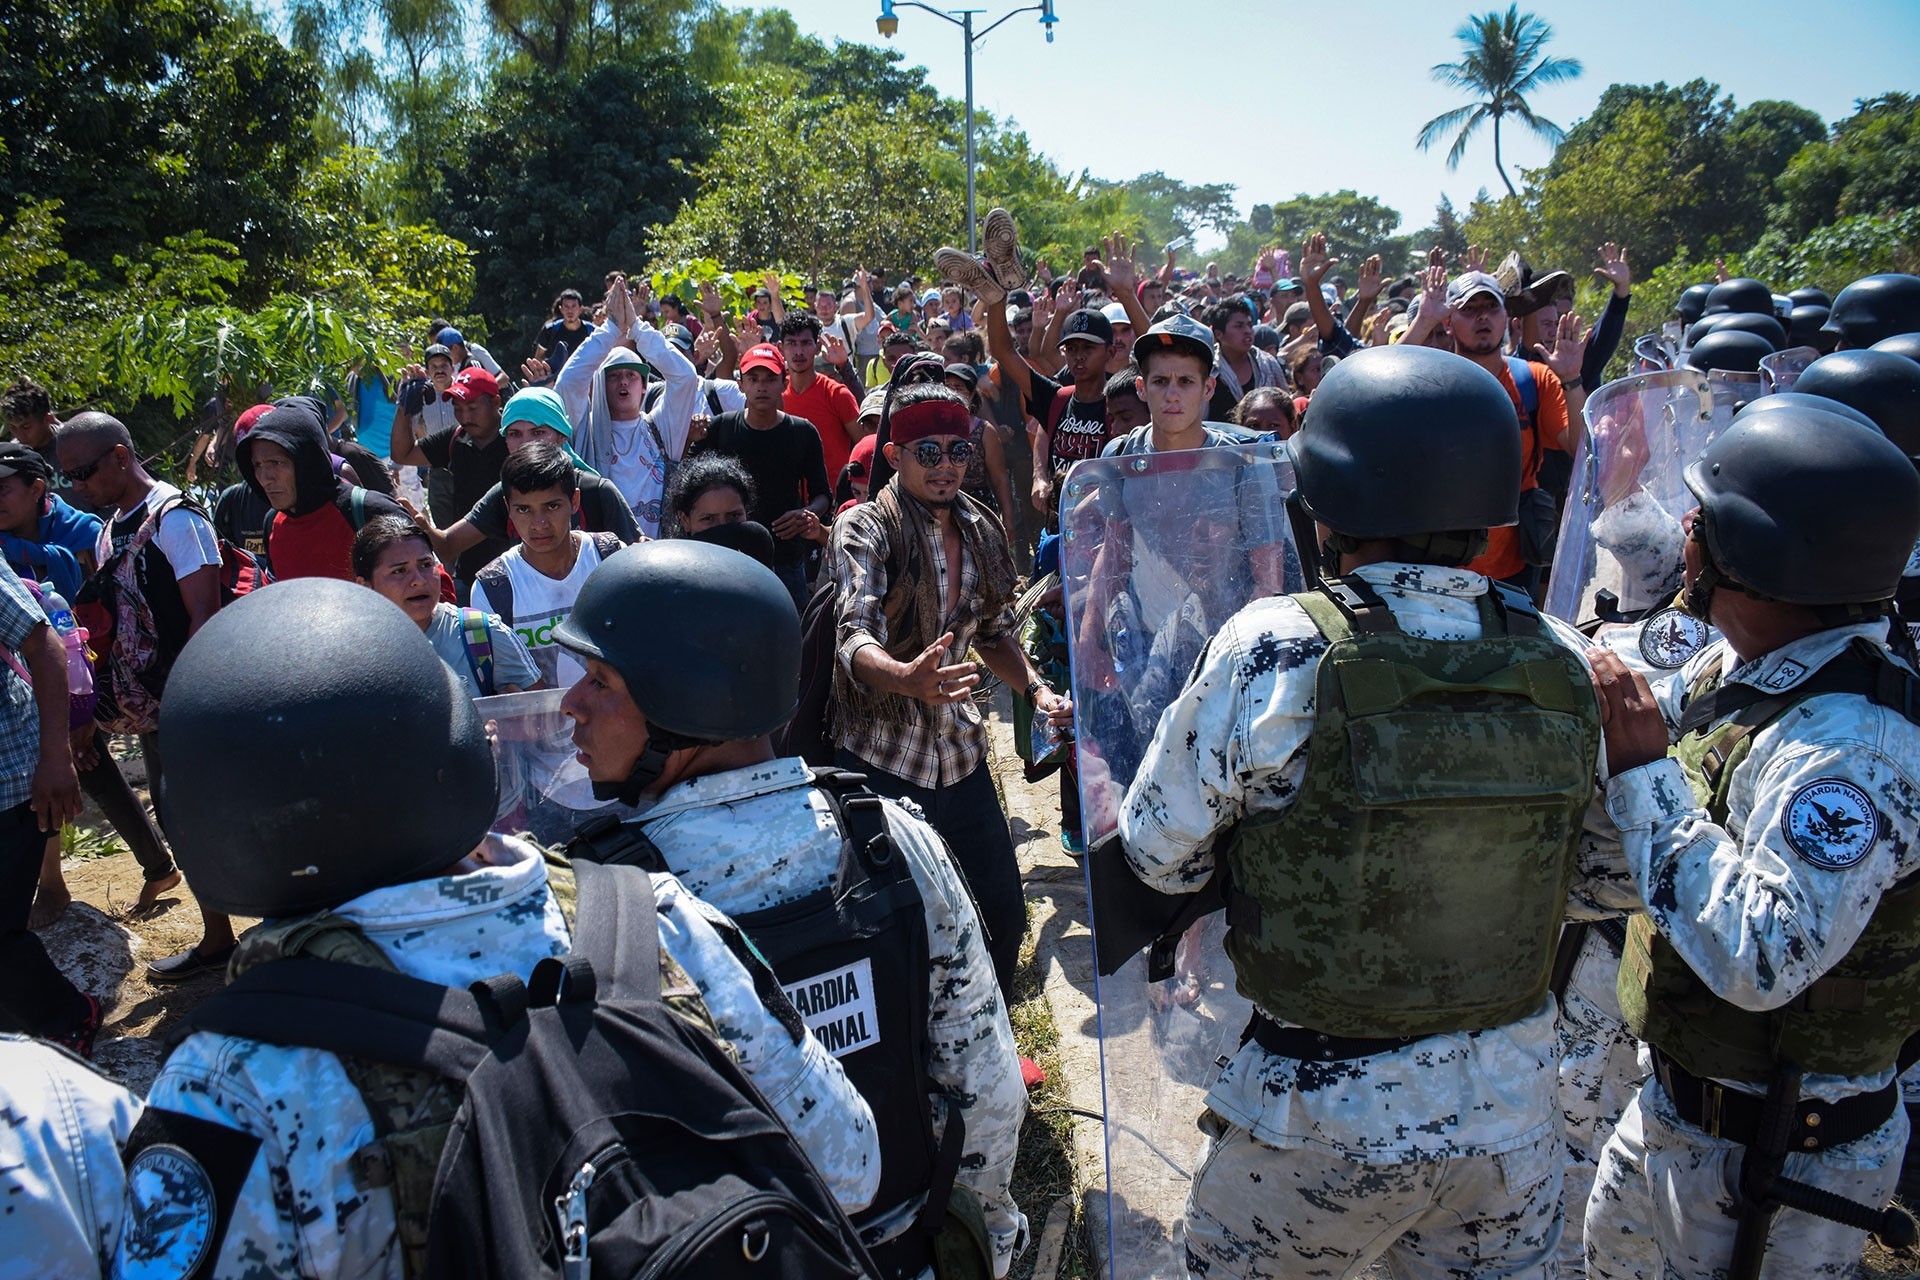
[
  {"left": 49, "top": 994, "right": 101, "bottom": 1060},
  {"left": 1019, "top": 1056, "right": 1048, "bottom": 1090},
  {"left": 147, "top": 942, "right": 236, "bottom": 983},
  {"left": 935, "top": 246, "right": 1006, "bottom": 308},
  {"left": 981, "top": 208, "right": 1027, "bottom": 293},
  {"left": 1060, "top": 830, "right": 1086, "bottom": 855}
]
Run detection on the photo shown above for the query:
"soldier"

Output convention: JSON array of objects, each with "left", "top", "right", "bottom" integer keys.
[
  {"left": 1116, "top": 344, "right": 1612, "bottom": 1277},
  {"left": 112, "top": 578, "right": 879, "bottom": 1277},
  {"left": 1583, "top": 401, "right": 1920, "bottom": 1278},
  {"left": 556, "top": 540, "right": 1028, "bottom": 1279}
]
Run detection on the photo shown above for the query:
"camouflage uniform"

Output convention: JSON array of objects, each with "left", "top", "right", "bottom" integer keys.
[
  {"left": 1120, "top": 563, "right": 1621, "bottom": 1278},
  {"left": 0, "top": 1035, "right": 142, "bottom": 1279},
  {"left": 113, "top": 835, "right": 880, "bottom": 1279},
  {"left": 629, "top": 756, "right": 1030, "bottom": 1276},
  {"left": 1585, "top": 620, "right": 1920, "bottom": 1279}
]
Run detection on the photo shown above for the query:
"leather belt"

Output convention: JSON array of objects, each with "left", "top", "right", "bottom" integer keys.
[
  {"left": 1653, "top": 1048, "right": 1898, "bottom": 1153},
  {"left": 1243, "top": 1014, "right": 1420, "bottom": 1062}
]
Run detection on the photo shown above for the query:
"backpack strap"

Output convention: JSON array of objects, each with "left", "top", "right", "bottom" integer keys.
[
  {"left": 458, "top": 608, "right": 495, "bottom": 697},
  {"left": 349, "top": 486, "right": 369, "bottom": 530},
  {"left": 1296, "top": 575, "right": 1397, "bottom": 640},
  {"left": 568, "top": 859, "right": 660, "bottom": 1005},
  {"left": 1505, "top": 355, "right": 1539, "bottom": 419},
  {"left": 1481, "top": 581, "right": 1541, "bottom": 638},
  {"left": 588, "top": 530, "right": 626, "bottom": 561},
  {"left": 474, "top": 561, "right": 513, "bottom": 626},
  {"left": 1677, "top": 638, "right": 1920, "bottom": 738}
]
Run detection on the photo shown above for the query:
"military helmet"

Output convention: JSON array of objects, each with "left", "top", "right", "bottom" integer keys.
[
  {"left": 1706, "top": 311, "right": 1786, "bottom": 349},
  {"left": 1787, "top": 304, "right": 1832, "bottom": 350},
  {"left": 1734, "top": 391, "right": 1877, "bottom": 435},
  {"left": 1675, "top": 282, "right": 1715, "bottom": 326},
  {"left": 553, "top": 539, "right": 799, "bottom": 742},
  {"left": 1289, "top": 345, "right": 1520, "bottom": 539},
  {"left": 1686, "top": 404, "right": 1920, "bottom": 605},
  {"left": 1823, "top": 274, "right": 1920, "bottom": 348},
  {"left": 158, "top": 579, "right": 498, "bottom": 917},
  {"left": 1793, "top": 350, "right": 1920, "bottom": 461},
  {"left": 1686, "top": 329, "right": 1774, "bottom": 374},
  {"left": 1874, "top": 332, "right": 1920, "bottom": 364},
  {"left": 1704, "top": 277, "right": 1774, "bottom": 316},
  {"left": 1789, "top": 286, "right": 1833, "bottom": 310}
]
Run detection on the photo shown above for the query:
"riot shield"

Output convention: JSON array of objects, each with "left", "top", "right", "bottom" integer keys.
[
  {"left": 1759, "top": 344, "right": 1819, "bottom": 393},
  {"left": 1545, "top": 369, "right": 1726, "bottom": 629},
  {"left": 473, "top": 687, "right": 613, "bottom": 844},
  {"left": 1059, "top": 443, "right": 1304, "bottom": 1280},
  {"left": 1633, "top": 331, "right": 1677, "bottom": 373}
]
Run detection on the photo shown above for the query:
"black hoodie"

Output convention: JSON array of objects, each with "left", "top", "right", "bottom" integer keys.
[{"left": 239, "top": 396, "right": 403, "bottom": 580}]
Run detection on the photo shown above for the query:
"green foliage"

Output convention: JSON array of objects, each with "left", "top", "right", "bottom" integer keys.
[
  {"left": 1416, "top": 6, "right": 1581, "bottom": 196},
  {"left": 1219, "top": 191, "right": 1414, "bottom": 277},
  {"left": 1414, "top": 196, "right": 1471, "bottom": 260},
  {"left": 1769, "top": 94, "right": 1920, "bottom": 240},
  {"left": 1081, "top": 172, "right": 1238, "bottom": 261},
  {"left": 1743, "top": 210, "right": 1920, "bottom": 294},
  {"left": 649, "top": 260, "right": 802, "bottom": 317}
]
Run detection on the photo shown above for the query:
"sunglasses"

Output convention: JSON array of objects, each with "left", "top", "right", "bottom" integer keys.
[
  {"left": 61, "top": 447, "right": 119, "bottom": 484},
  {"left": 906, "top": 440, "right": 974, "bottom": 468}
]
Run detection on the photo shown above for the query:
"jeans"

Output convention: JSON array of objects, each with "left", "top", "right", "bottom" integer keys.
[
  {"left": 76, "top": 727, "right": 173, "bottom": 882},
  {"left": 773, "top": 557, "right": 811, "bottom": 613},
  {"left": 0, "top": 801, "right": 92, "bottom": 1037},
  {"left": 837, "top": 749, "right": 1024, "bottom": 1001}
]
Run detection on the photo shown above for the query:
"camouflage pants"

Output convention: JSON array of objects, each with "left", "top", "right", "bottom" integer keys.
[
  {"left": 1584, "top": 1081, "right": 1904, "bottom": 1279},
  {"left": 1183, "top": 1110, "right": 1563, "bottom": 1278},
  {"left": 1555, "top": 930, "right": 1646, "bottom": 1276}
]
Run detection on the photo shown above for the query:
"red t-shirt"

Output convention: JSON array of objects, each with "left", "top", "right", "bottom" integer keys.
[
  {"left": 1465, "top": 358, "right": 1569, "bottom": 582},
  {"left": 265, "top": 504, "right": 359, "bottom": 582},
  {"left": 783, "top": 374, "right": 862, "bottom": 482}
]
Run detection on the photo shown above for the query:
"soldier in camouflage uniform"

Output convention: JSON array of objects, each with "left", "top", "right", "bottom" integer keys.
[
  {"left": 554, "top": 540, "right": 1028, "bottom": 1279},
  {"left": 1117, "top": 346, "right": 1620, "bottom": 1278},
  {"left": 1584, "top": 400, "right": 1920, "bottom": 1277},
  {"left": 110, "top": 579, "right": 879, "bottom": 1278}
]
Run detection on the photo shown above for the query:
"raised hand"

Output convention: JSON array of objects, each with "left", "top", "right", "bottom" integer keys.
[
  {"left": 1459, "top": 244, "right": 1489, "bottom": 274},
  {"left": 761, "top": 271, "right": 783, "bottom": 301},
  {"left": 1539, "top": 309, "right": 1591, "bottom": 384},
  {"left": 1427, "top": 244, "right": 1447, "bottom": 270},
  {"left": 1257, "top": 246, "right": 1277, "bottom": 276},
  {"left": 822, "top": 331, "right": 850, "bottom": 367},
  {"left": 1356, "top": 254, "right": 1384, "bottom": 302},
  {"left": 1103, "top": 231, "right": 1139, "bottom": 295},
  {"left": 698, "top": 279, "right": 724, "bottom": 317},
  {"left": 1030, "top": 288, "right": 1055, "bottom": 326},
  {"left": 1594, "top": 242, "right": 1632, "bottom": 298},
  {"left": 605, "top": 276, "right": 634, "bottom": 331},
  {"left": 629, "top": 276, "right": 652, "bottom": 315},
  {"left": 1714, "top": 256, "right": 1730, "bottom": 284},
  {"left": 732, "top": 313, "right": 764, "bottom": 352},
  {"left": 1299, "top": 232, "right": 1337, "bottom": 285},
  {"left": 692, "top": 326, "right": 720, "bottom": 365},
  {"left": 520, "top": 356, "right": 552, "bottom": 383},
  {"left": 1033, "top": 258, "right": 1052, "bottom": 284},
  {"left": 1420, "top": 261, "right": 1448, "bottom": 314}
]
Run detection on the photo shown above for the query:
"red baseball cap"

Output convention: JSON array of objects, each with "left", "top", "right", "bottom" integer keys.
[
  {"left": 738, "top": 344, "right": 787, "bottom": 379},
  {"left": 447, "top": 368, "right": 501, "bottom": 401},
  {"left": 234, "top": 404, "right": 273, "bottom": 440}
]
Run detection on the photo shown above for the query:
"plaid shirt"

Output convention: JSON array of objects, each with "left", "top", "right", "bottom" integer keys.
[
  {"left": 831, "top": 494, "right": 1015, "bottom": 788},
  {"left": 0, "top": 560, "right": 50, "bottom": 812}
]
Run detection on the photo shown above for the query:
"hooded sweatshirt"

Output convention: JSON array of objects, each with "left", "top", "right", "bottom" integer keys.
[
  {"left": 554, "top": 319, "right": 700, "bottom": 537},
  {"left": 240, "top": 396, "right": 405, "bottom": 581}
]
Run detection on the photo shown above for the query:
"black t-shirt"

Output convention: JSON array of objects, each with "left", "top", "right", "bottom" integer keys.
[
  {"left": 464, "top": 472, "right": 641, "bottom": 544},
  {"left": 698, "top": 411, "right": 830, "bottom": 564},
  {"left": 213, "top": 482, "right": 275, "bottom": 572},
  {"left": 1024, "top": 371, "right": 1108, "bottom": 481},
  {"left": 419, "top": 425, "right": 511, "bottom": 582},
  {"left": 540, "top": 318, "right": 595, "bottom": 370}
]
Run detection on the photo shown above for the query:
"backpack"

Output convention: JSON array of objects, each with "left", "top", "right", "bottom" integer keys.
[
  {"left": 74, "top": 493, "right": 203, "bottom": 735},
  {"left": 472, "top": 531, "right": 626, "bottom": 629},
  {"left": 179, "top": 860, "right": 880, "bottom": 1279},
  {"left": 458, "top": 607, "right": 495, "bottom": 696},
  {"left": 1504, "top": 356, "right": 1560, "bottom": 567}
]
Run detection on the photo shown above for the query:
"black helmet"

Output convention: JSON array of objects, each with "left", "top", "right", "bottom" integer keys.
[
  {"left": 1873, "top": 332, "right": 1920, "bottom": 364},
  {"left": 1686, "top": 329, "right": 1774, "bottom": 374},
  {"left": 1706, "top": 311, "right": 1786, "bottom": 349},
  {"left": 1685, "top": 405, "right": 1920, "bottom": 605},
  {"left": 554, "top": 540, "right": 799, "bottom": 742},
  {"left": 1789, "top": 286, "right": 1833, "bottom": 310},
  {"left": 1676, "top": 282, "right": 1715, "bottom": 325},
  {"left": 1704, "top": 277, "right": 1774, "bottom": 316},
  {"left": 158, "top": 580, "right": 497, "bottom": 917},
  {"left": 1684, "top": 316, "right": 1724, "bottom": 349},
  {"left": 1786, "top": 304, "right": 1831, "bottom": 350},
  {"left": 1735, "top": 391, "right": 1877, "bottom": 435},
  {"left": 1823, "top": 274, "right": 1920, "bottom": 348},
  {"left": 1289, "top": 345, "right": 1520, "bottom": 541},
  {"left": 1793, "top": 350, "right": 1920, "bottom": 461}
]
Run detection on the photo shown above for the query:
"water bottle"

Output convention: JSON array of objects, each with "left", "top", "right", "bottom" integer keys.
[{"left": 38, "top": 584, "right": 96, "bottom": 727}]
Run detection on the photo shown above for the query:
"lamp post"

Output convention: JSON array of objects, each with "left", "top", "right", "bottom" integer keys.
[{"left": 877, "top": 1, "right": 1058, "bottom": 253}]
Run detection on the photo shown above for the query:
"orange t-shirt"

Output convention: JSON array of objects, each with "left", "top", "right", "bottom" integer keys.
[
  {"left": 783, "top": 373, "right": 862, "bottom": 483},
  {"left": 1466, "top": 358, "right": 1569, "bottom": 582}
]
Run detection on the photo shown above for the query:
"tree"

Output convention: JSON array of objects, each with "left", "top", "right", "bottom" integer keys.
[
  {"left": 1769, "top": 94, "right": 1920, "bottom": 241},
  {"left": 1081, "top": 172, "right": 1238, "bottom": 258},
  {"left": 1415, "top": 195, "right": 1470, "bottom": 259},
  {"left": 1219, "top": 191, "right": 1413, "bottom": 277},
  {"left": 1416, "top": 6, "right": 1581, "bottom": 198}
]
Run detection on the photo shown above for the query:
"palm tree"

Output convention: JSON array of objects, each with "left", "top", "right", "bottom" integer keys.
[{"left": 1416, "top": 6, "right": 1582, "bottom": 198}]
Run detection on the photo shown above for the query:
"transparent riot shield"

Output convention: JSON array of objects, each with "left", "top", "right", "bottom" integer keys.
[
  {"left": 1760, "top": 344, "right": 1820, "bottom": 393},
  {"left": 1633, "top": 331, "right": 1677, "bottom": 373},
  {"left": 1546, "top": 369, "right": 1726, "bottom": 629},
  {"left": 1059, "top": 443, "right": 1305, "bottom": 1280},
  {"left": 474, "top": 687, "right": 614, "bottom": 845}
]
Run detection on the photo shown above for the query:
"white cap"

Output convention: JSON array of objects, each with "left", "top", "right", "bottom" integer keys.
[{"left": 1102, "top": 302, "right": 1130, "bottom": 327}]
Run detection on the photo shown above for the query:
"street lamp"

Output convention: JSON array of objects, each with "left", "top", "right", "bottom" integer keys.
[{"left": 877, "top": 1, "right": 1058, "bottom": 253}]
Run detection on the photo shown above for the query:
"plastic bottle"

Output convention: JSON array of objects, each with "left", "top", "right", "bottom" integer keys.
[{"left": 36, "top": 583, "right": 96, "bottom": 727}]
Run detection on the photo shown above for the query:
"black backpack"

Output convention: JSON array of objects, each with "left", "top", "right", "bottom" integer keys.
[{"left": 182, "top": 861, "right": 880, "bottom": 1279}]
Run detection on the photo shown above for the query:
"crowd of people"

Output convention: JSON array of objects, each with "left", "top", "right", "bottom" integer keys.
[{"left": 1, "top": 196, "right": 1920, "bottom": 1280}]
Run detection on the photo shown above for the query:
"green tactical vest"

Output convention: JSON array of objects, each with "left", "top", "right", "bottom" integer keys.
[
  {"left": 1617, "top": 641, "right": 1920, "bottom": 1081},
  {"left": 225, "top": 851, "right": 717, "bottom": 1280},
  {"left": 1223, "top": 576, "right": 1601, "bottom": 1038}
]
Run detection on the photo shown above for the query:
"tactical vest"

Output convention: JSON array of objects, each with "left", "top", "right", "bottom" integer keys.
[
  {"left": 1618, "top": 639, "right": 1920, "bottom": 1081},
  {"left": 1224, "top": 576, "right": 1601, "bottom": 1038},
  {"left": 571, "top": 769, "right": 962, "bottom": 1280},
  {"left": 216, "top": 854, "right": 716, "bottom": 1280}
]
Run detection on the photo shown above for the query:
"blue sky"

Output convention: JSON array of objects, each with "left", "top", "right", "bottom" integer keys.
[{"left": 724, "top": 0, "right": 1920, "bottom": 249}]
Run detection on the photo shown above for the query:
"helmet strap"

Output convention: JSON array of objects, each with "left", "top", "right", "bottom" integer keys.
[{"left": 594, "top": 727, "right": 709, "bottom": 807}]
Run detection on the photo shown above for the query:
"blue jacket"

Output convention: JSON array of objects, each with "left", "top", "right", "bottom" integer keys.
[{"left": 1, "top": 496, "right": 103, "bottom": 600}]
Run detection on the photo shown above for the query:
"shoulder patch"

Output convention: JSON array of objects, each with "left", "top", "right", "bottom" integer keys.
[
  {"left": 1783, "top": 778, "right": 1880, "bottom": 871},
  {"left": 1758, "top": 658, "right": 1809, "bottom": 692},
  {"left": 1638, "top": 607, "right": 1710, "bottom": 670},
  {"left": 116, "top": 1108, "right": 261, "bottom": 1280}
]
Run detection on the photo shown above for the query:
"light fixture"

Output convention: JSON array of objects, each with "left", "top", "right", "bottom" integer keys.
[{"left": 877, "top": 1, "right": 899, "bottom": 37}]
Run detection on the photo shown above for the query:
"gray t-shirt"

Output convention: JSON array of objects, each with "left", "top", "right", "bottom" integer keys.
[{"left": 423, "top": 602, "right": 540, "bottom": 698}]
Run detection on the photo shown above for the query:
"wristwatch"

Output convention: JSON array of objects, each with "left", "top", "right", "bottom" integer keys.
[{"left": 1025, "top": 678, "right": 1050, "bottom": 699}]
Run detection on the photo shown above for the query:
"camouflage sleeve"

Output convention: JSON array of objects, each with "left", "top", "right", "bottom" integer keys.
[
  {"left": 1119, "top": 598, "right": 1323, "bottom": 892},
  {"left": 886, "top": 802, "right": 1030, "bottom": 1272},
  {"left": 651, "top": 874, "right": 882, "bottom": 1212},
  {"left": 1606, "top": 704, "right": 1920, "bottom": 1012}
]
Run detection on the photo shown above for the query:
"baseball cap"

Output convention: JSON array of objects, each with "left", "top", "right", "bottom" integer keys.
[
  {"left": 1273, "top": 277, "right": 1303, "bottom": 293},
  {"left": 1320, "top": 283, "right": 1341, "bottom": 309},
  {"left": 921, "top": 289, "right": 942, "bottom": 306},
  {"left": 424, "top": 343, "right": 453, "bottom": 362},
  {"left": 1059, "top": 308, "right": 1115, "bottom": 347},
  {"left": 446, "top": 368, "right": 500, "bottom": 401},
  {"left": 0, "top": 439, "right": 50, "bottom": 482},
  {"left": 435, "top": 327, "right": 465, "bottom": 347},
  {"left": 234, "top": 404, "right": 273, "bottom": 441},
  {"left": 661, "top": 323, "right": 694, "bottom": 353},
  {"left": 1132, "top": 313, "right": 1217, "bottom": 368},
  {"left": 859, "top": 387, "right": 889, "bottom": 420},
  {"left": 1101, "top": 302, "right": 1131, "bottom": 328},
  {"left": 739, "top": 343, "right": 787, "bottom": 378},
  {"left": 1446, "top": 271, "right": 1506, "bottom": 308},
  {"left": 943, "top": 362, "right": 979, "bottom": 390},
  {"left": 1283, "top": 301, "right": 1312, "bottom": 327},
  {"left": 752, "top": 287, "right": 772, "bottom": 300}
]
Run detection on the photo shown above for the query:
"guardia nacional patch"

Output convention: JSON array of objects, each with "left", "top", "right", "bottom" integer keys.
[
  {"left": 1637, "top": 608, "right": 1710, "bottom": 670},
  {"left": 1783, "top": 778, "right": 1879, "bottom": 870},
  {"left": 115, "top": 1108, "right": 261, "bottom": 1280}
]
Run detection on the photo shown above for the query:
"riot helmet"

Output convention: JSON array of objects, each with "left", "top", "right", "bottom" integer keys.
[
  {"left": 1793, "top": 350, "right": 1920, "bottom": 461},
  {"left": 1684, "top": 405, "right": 1920, "bottom": 608},
  {"left": 157, "top": 579, "right": 497, "bottom": 917},
  {"left": 1874, "top": 333, "right": 1920, "bottom": 364},
  {"left": 1789, "top": 286, "right": 1833, "bottom": 310},
  {"left": 1706, "top": 311, "right": 1787, "bottom": 349},
  {"left": 1289, "top": 345, "right": 1520, "bottom": 565},
  {"left": 1704, "top": 277, "right": 1774, "bottom": 316},
  {"left": 1734, "top": 391, "right": 1877, "bottom": 435},
  {"left": 1787, "top": 305, "right": 1832, "bottom": 350},
  {"left": 1676, "top": 282, "right": 1714, "bottom": 326},
  {"left": 1686, "top": 329, "right": 1774, "bottom": 374},
  {"left": 1684, "top": 315, "right": 1728, "bottom": 349},
  {"left": 1823, "top": 274, "right": 1920, "bottom": 348}
]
